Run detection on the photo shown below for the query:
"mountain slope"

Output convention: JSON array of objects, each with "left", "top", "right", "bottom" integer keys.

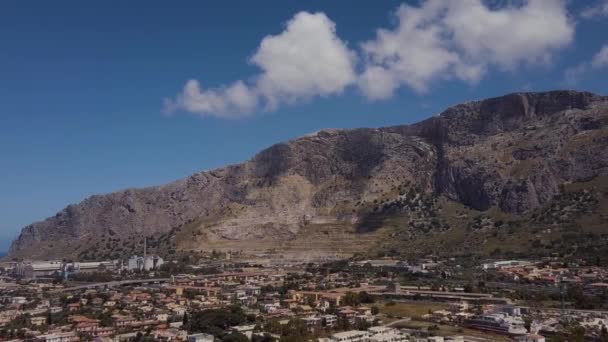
[{"left": 8, "top": 90, "right": 608, "bottom": 261}]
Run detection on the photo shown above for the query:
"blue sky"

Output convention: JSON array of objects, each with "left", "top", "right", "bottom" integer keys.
[{"left": 1, "top": 0, "right": 607, "bottom": 251}]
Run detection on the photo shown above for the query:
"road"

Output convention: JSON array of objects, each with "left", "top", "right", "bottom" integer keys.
[
  {"left": 383, "top": 318, "right": 413, "bottom": 327},
  {"left": 49, "top": 278, "right": 172, "bottom": 293}
]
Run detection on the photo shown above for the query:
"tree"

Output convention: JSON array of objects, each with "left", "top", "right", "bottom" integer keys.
[
  {"left": 600, "top": 325, "right": 608, "bottom": 342},
  {"left": 252, "top": 333, "right": 275, "bottom": 342},
  {"left": 371, "top": 306, "right": 379, "bottom": 315},
  {"left": 343, "top": 292, "right": 360, "bottom": 306},
  {"left": 223, "top": 332, "right": 249, "bottom": 342},
  {"left": 358, "top": 291, "right": 374, "bottom": 304},
  {"left": 265, "top": 319, "right": 283, "bottom": 335},
  {"left": 281, "top": 319, "right": 308, "bottom": 338},
  {"left": 184, "top": 289, "right": 197, "bottom": 300},
  {"left": 355, "top": 320, "right": 371, "bottom": 330},
  {"left": 186, "top": 306, "right": 247, "bottom": 337},
  {"left": 95, "top": 311, "right": 114, "bottom": 327},
  {"left": 337, "top": 317, "right": 351, "bottom": 331},
  {"left": 553, "top": 324, "right": 586, "bottom": 342}
]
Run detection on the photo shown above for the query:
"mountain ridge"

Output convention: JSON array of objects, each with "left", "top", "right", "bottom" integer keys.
[{"left": 8, "top": 90, "right": 608, "bottom": 261}]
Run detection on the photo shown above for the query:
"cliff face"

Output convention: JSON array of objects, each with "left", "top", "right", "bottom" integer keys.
[{"left": 8, "top": 90, "right": 608, "bottom": 260}]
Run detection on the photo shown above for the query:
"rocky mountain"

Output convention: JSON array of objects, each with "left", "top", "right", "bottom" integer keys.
[{"left": 8, "top": 90, "right": 608, "bottom": 261}]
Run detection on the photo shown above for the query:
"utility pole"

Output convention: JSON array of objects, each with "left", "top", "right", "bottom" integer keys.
[{"left": 559, "top": 277, "right": 566, "bottom": 323}]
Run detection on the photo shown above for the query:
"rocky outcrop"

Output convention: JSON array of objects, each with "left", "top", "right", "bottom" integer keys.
[{"left": 8, "top": 90, "right": 608, "bottom": 260}]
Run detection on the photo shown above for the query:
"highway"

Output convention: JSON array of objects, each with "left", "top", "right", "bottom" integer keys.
[
  {"left": 49, "top": 278, "right": 172, "bottom": 293},
  {"left": 48, "top": 271, "right": 278, "bottom": 293}
]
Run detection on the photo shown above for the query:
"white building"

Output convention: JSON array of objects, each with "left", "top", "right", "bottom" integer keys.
[
  {"left": 128, "top": 256, "right": 142, "bottom": 271},
  {"left": 323, "top": 314, "right": 337, "bottom": 327},
  {"left": 15, "top": 260, "right": 119, "bottom": 278},
  {"left": 426, "top": 337, "right": 444, "bottom": 342},
  {"left": 368, "top": 333, "right": 409, "bottom": 342},
  {"left": 188, "top": 333, "right": 215, "bottom": 342},
  {"left": 127, "top": 255, "right": 164, "bottom": 271},
  {"left": 367, "top": 327, "right": 398, "bottom": 335},
  {"left": 516, "top": 335, "right": 545, "bottom": 342},
  {"left": 15, "top": 261, "right": 62, "bottom": 278},
  {"left": 35, "top": 331, "right": 79, "bottom": 342},
  {"left": 66, "top": 260, "right": 119, "bottom": 273},
  {"left": 367, "top": 327, "right": 409, "bottom": 342},
  {"left": 482, "top": 260, "right": 532, "bottom": 270},
  {"left": 232, "top": 324, "right": 255, "bottom": 340},
  {"left": 330, "top": 330, "right": 369, "bottom": 342}
]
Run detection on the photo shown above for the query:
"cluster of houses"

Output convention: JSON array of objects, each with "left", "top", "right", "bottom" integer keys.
[
  {"left": 486, "top": 259, "right": 608, "bottom": 292},
  {"left": 0, "top": 254, "right": 607, "bottom": 341},
  {"left": 0, "top": 270, "right": 288, "bottom": 341}
]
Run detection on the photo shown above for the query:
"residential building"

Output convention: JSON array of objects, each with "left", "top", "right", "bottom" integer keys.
[
  {"left": 188, "top": 333, "right": 215, "bottom": 342},
  {"left": 35, "top": 332, "right": 79, "bottom": 342},
  {"left": 330, "top": 330, "right": 370, "bottom": 342}
]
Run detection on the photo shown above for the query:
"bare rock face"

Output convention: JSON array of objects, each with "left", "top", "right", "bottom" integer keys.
[{"left": 8, "top": 90, "right": 608, "bottom": 260}]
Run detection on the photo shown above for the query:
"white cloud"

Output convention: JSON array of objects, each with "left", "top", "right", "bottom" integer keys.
[
  {"left": 164, "top": 11, "right": 356, "bottom": 118},
  {"left": 359, "top": 2, "right": 461, "bottom": 95},
  {"left": 251, "top": 12, "right": 356, "bottom": 109},
  {"left": 166, "top": 1, "right": 577, "bottom": 117},
  {"left": 581, "top": 0, "right": 608, "bottom": 19},
  {"left": 564, "top": 44, "right": 608, "bottom": 85},
  {"left": 164, "top": 80, "right": 258, "bottom": 119},
  {"left": 591, "top": 45, "right": 608, "bottom": 69},
  {"left": 358, "top": 66, "right": 400, "bottom": 100},
  {"left": 563, "top": 63, "right": 589, "bottom": 86},
  {"left": 445, "top": 0, "right": 573, "bottom": 67},
  {"left": 359, "top": 0, "right": 574, "bottom": 99}
]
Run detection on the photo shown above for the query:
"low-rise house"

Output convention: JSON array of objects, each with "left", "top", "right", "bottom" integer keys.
[
  {"left": 356, "top": 307, "right": 372, "bottom": 316},
  {"left": 367, "top": 327, "right": 397, "bottom": 335},
  {"left": 113, "top": 314, "right": 136, "bottom": 328},
  {"left": 232, "top": 324, "right": 255, "bottom": 339},
  {"left": 355, "top": 314, "right": 374, "bottom": 324},
  {"left": 330, "top": 330, "right": 369, "bottom": 342},
  {"left": 188, "top": 332, "right": 215, "bottom": 342},
  {"left": 338, "top": 308, "right": 357, "bottom": 323},
  {"left": 322, "top": 314, "right": 337, "bottom": 327},
  {"left": 156, "top": 313, "right": 169, "bottom": 322},
  {"left": 75, "top": 321, "right": 100, "bottom": 334},
  {"left": 516, "top": 334, "right": 546, "bottom": 342},
  {"left": 302, "top": 316, "right": 322, "bottom": 331},
  {"left": 35, "top": 331, "right": 79, "bottom": 342},
  {"left": 66, "top": 303, "right": 80, "bottom": 312},
  {"left": 91, "top": 297, "right": 104, "bottom": 306},
  {"left": 153, "top": 327, "right": 187, "bottom": 341},
  {"left": 368, "top": 332, "right": 409, "bottom": 342},
  {"left": 30, "top": 315, "right": 47, "bottom": 326},
  {"left": 103, "top": 300, "right": 116, "bottom": 308},
  {"left": 49, "top": 306, "right": 63, "bottom": 314}
]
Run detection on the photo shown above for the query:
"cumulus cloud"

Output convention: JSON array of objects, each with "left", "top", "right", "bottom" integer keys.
[
  {"left": 581, "top": 0, "right": 608, "bottom": 19},
  {"left": 564, "top": 44, "right": 608, "bottom": 85},
  {"left": 163, "top": 80, "right": 258, "bottom": 118},
  {"left": 563, "top": 63, "right": 589, "bottom": 86},
  {"left": 591, "top": 45, "right": 608, "bottom": 69},
  {"left": 251, "top": 12, "right": 356, "bottom": 109},
  {"left": 166, "top": 1, "right": 577, "bottom": 117},
  {"left": 164, "top": 11, "right": 356, "bottom": 118},
  {"left": 359, "top": 0, "right": 574, "bottom": 98}
]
